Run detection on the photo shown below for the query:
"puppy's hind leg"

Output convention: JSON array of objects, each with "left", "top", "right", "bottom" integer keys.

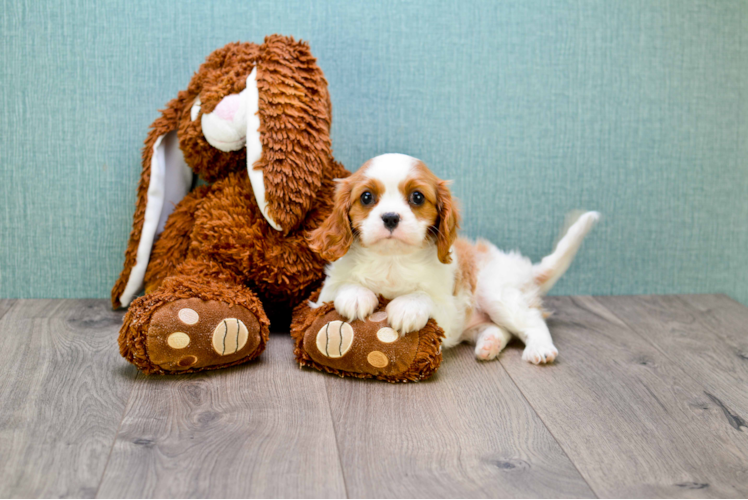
[
  {"left": 513, "top": 309, "right": 558, "bottom": 364},
  {"left": 480, "top": 292, "right": 558, "bottom": 364},
  {"left": 469, "top": 324, "right": 512, "bottom": 361}
]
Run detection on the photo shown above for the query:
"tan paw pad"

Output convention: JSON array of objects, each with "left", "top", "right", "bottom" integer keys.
[
  {"left": 211, "top": 318, "right": 249, "bottom": 356},
  {"left": 316, "top": 321, "right": 354, "bottom": 358},
  {"left": 376, "top": 327, "right": 398, "bottom": 343},
  {"left": 368, "top": 311, "right": 388, "bottom": 322},
  {"left": 178, "top": 308, "right": 199, "bottom": 325},
  {"left": 367, "top": 351, "right": 389, "bottom": 368},
  {"left": 167, "top": 332, "right": 191, "bottom": 349}
]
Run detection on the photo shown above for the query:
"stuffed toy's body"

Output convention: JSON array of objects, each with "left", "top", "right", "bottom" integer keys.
[{"left": 114, "top": 36, "right": 349, "bottom": 374}]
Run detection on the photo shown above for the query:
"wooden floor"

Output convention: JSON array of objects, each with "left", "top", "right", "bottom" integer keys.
[{"left": 1, "top": 295, "right": 747, "bottom": 498}]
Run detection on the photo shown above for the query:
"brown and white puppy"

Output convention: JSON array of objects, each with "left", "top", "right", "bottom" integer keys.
[{"left": 309, "top": 153, "right": 599, "bottom": 363}]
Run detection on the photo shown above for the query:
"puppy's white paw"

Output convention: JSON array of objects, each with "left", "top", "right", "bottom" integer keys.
[
  {"left": 522, "top": 342, "right": 558, "bottom": 364},
  {"left": 386, "top": 294, "right": 432, "bottom": 335},
  {"left": 475, "top": 329, "right": 507, "bottom": 361},
  {"left": 334, "top": 285, "right": 379, "bottom": 322}
]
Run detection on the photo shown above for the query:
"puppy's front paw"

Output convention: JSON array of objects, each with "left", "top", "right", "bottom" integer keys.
[
  {"left": 522, "top": 342, "right": 558, "bottom": 364},
  {"left": 386, "top": 294, "right": 432, "bottom": 335},
  {"left": 334, "top": 285, "right": 379, "bottom": 322}
]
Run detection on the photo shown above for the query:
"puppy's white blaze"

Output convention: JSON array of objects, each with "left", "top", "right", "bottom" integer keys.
[{"left": 364, "top": 153, "right": 416, "bottom": 182}]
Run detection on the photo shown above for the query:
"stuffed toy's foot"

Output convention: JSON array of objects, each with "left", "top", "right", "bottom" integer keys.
[
  {"left": 119, "top": 285, "right": 269, "bottom": 375},
  {"left": 291, "top": 293, "right": 444, "bottom": 383},
  {"left": 145, "top": 298, "right": 263, "bottom": 372}
]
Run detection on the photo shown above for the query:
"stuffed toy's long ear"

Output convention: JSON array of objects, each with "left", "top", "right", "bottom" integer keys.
[
  {"left": 254, "top": 35, "right": 333, "bottom": 234},
  {"left": 111, "top": 98, "right": 194, "bottom": 308}
]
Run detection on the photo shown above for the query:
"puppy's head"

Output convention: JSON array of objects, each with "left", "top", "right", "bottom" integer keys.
[{"left": 309, "top": 153, "right": 459, "bottom": 263}]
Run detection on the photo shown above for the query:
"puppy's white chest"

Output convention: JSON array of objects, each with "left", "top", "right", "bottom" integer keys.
[
  {"left": 349, "top": 249, "right": 453, "bottom": 302},
  {"left": 356, "top": 259, "right": 422, "bottom": 298}
]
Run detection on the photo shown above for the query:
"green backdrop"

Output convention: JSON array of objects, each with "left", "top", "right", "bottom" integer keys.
[{"left": 1, "top": 0, "right": 747, "bottom": 304}]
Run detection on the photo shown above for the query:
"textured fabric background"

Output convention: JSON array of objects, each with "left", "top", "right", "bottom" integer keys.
[{"left": 1, "top": 0, "right": 747, "bottom": 304}]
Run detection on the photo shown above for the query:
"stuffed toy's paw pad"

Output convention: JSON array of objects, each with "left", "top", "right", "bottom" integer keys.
[
  {"left": 305, "top": 313, "right": 418, "bottom": 376},
  {"left": 291, "top": 296, "right": 444, "bottom": 383},
  {"left": 146, "top": 298, "right": 262, "bottom": 371}
]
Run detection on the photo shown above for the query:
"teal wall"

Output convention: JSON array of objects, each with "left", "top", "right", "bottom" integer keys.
[{"left": 1, "top": 0, "right": 747, "bottom": 303}]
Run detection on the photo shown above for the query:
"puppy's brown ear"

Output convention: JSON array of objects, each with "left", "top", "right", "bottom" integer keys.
[
  {"left": 435, "top": 180, "right": 460, "bottom": 264},
  {"left": 111, "top": 93, "right": 195, "bottom": 309},
  {"left": 308, "top": 179, "right": 354, "bottom": 262}
]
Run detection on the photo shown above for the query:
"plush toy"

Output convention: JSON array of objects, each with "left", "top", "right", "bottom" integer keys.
[
  {"left": 113, "top": 35, "right": 444, "bottom": 380},
  {"left": 291, "top": 290, "right": 444, "bottom": 382}
]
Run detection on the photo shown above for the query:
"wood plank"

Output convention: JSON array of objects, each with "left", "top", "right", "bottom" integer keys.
[
  {"left": 499, "top": 296, "right": 748, "bottom": 498},
  {"left": 0, "top": 299, "right": 135, "bottom": 498},
  {"left": 97, "top": 333, "right": 346, "bottom": 498},
  {"left": 325, "top": 343, "right": 596, "bottom": 498},
  {"left": 596, "top": 294, "right": 748, "bottom": 418},
  {"left": 0, "top": 299, "right": 17, "bottom": 320}
]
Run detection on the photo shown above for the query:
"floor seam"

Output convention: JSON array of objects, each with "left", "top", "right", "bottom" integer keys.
[
  {"left": 498, "top": 351, "right": 601, "bottom": 499},
  {"left": 93, "top": 370, "right": 140, "bottom": 498},
  {"left": 323, "top": 376, "right": 351, "bottom": 499},
  {"left": 0, "top": 299, "right": 19, "bottom": 322}
]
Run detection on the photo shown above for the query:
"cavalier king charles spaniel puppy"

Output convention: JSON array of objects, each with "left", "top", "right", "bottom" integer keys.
[{"left": 309, "top": 153, "right": 599, "bottom": 364}]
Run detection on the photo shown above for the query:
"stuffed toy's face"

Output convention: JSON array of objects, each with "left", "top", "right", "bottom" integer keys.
[
  {"left": 175, "top": 43, "right": 260, "bottom": 184},
  {"left": 156, "top": 36, "right": 334, "bottom": 233}
]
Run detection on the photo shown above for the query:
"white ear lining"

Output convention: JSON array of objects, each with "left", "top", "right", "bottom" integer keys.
[
  {"left": 245, "top": 68, "right": 281, "bottom": 231},
  {"left": 119, "top": 131, "right": 193, "bottom": 307}
]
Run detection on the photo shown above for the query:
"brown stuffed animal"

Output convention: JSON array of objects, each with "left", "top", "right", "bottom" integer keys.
[{"left": 113, "top": 36, "right": 349, "bottom": 374}]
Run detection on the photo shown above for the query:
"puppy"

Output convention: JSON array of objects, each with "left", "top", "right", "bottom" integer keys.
[{"left": 309, "top": 153, "right": 599, "bottom": 363}]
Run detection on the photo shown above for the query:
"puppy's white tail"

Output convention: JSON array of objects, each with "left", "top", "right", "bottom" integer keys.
[{"left": 533, "top": 211, "right": 600, "bottom": 296}]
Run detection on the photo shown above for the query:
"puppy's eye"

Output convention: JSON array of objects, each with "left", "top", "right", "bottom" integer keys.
[
  {"left": 409, "top": 191, "right": 425, "bottom": 206},
  {"left": 360, "top": 191, "right": 375, "bottom": 206}
]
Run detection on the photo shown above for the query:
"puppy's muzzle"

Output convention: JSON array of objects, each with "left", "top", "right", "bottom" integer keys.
[{"left": 381, "top": 213, "right": 400, "bottom": 231}]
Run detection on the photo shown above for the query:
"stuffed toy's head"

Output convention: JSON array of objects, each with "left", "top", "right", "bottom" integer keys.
[{"left": 113, "top": 35, "right": 335, "bottom": 308}]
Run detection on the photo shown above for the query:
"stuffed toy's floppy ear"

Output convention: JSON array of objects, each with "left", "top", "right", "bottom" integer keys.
[
  {"left": 111, "top": 97, "right": 194, "bottom": 308},
  {"left": 254, "top": 35, "right": 333, "bottom": 234},
  {"left": 192, "top": 36, "right": 334, "bottom": 234}
]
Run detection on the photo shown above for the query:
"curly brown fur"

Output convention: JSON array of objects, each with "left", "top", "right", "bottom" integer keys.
[
  {"left": 144, "top": 185, "right": 210, "bottom": 293},
  {"left": 255, "top": 36, "right": 334, "bottom": 233}
]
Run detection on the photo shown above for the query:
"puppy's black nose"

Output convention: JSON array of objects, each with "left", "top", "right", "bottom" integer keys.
[{"left": 382, "top": 213, "right": 400, "bottom": 231}]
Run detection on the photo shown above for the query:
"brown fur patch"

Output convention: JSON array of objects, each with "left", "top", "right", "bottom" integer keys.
[
  {"left": 452, "top": 238, "right": 479, "bottom": 296},
  {"left": 349, "top": 177, "right": 385, "bottom": 232},
  {"left": 399, "top": 176, "right": 439, "bottom": 228},
  {"left": 307, "top": 160, "right": 379, "bottom": 261},
  {"left": 395, "top": 160, "right": 461, "bottom": 264}
]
